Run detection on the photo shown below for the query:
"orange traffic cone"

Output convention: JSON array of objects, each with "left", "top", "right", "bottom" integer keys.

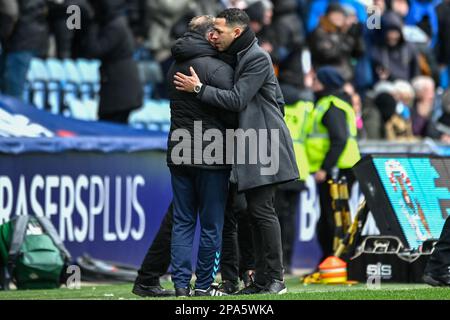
[{"left": 319, "top": 256, "right": 348, "bottom": 284}]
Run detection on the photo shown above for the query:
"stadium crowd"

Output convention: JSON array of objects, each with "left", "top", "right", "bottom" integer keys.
[{"left": 0, "top": 0, "right": 449, "bottom": 139}]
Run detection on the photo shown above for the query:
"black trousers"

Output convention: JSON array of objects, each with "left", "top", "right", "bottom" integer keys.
[
  {"left": 245, "top": 184, "right": 283, "bottom": 285},
  {"left": 99, "top": 110, "right": 131, "bottom": 124},
  {"left": 274, "top": 188, "right": 301, "bottom": 272},
  {"left": 316, "top": 169, "right": 355, "bottom": 263},
  {"left": 221, "top": 184, "right": 255, "bottom": 284},
  {"left": 425, "top": 216, "right": 450, "bottom": 275},
  {"left": 135, "top": 204, "right": 173, "bottom": 286}
]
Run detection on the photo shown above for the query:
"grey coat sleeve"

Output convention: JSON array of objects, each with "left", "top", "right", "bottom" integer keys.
[
  {"left": 198, "top": 53, "right": 270, "bottom": 112},
  {"left": 208, "top": 64, "right": 234, "bottom": 90},
  {"left": 275, "top": 80, "right": 285, "bottom": 115},
  {"left": 208, "top": 64, "right": 238, "bottom": 128}
]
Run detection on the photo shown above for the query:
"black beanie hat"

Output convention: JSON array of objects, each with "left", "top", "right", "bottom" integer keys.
[
  {"left": 374, "top": 92, "right": 398, "bottom": 121},
  {"left": 245, "top": 1, "right": 265, "bottom": 25},
  {"left": 326, "top": 2, "right": 347, "bottom": 16},
  {"left": 316, "top": 66, "right": 345, "bottom": 90}
]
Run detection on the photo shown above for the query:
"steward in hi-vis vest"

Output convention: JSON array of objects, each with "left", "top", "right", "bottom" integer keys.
[
  {"left": 309, "top": 66, "right": 361, "bottom": 262},
  {"left": 284, "top": 100, "right": 314, "bottom": 181},
  {"left": 305, "top": 95, "right": 361, "bottom": 173}
]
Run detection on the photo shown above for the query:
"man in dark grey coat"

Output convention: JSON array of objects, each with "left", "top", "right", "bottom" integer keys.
[{"left": 174, "top": 8, "right": 299, "bottom": 295}]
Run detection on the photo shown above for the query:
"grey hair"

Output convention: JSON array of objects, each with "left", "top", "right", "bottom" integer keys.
[
  {"left": 411, "top": 76, "right": 435, "bottom": 94},
  {"left": 188, "top": 15, "right": 216, "bottom": 37}
]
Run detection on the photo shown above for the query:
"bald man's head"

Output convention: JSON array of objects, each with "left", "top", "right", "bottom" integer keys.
[{"left": 188, "top": 15, "right": 215, "bottom": 38}]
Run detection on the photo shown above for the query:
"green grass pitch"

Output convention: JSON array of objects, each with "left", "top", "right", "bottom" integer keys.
[{"left": 0, "top": 277, "right": 449, "bottom": 300}]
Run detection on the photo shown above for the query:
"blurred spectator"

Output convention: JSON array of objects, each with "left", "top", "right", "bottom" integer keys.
[
  {"left": 406, "top": 27, "right": 441, "bottom": 85},
  {"left": 221, "top": 0, "right": 247, "bottom": 9},
  {"left": 126, "top": 0, "right": 149, "bottom": 43},
  {"left": 394, "top": 79, "right": 415, "bottom": 108},
  {"left": 47, "top": 0, "right": 75, "bottom": 59},
  {"left": 309, "top": 3, "right": 365, "bottom": 81},
  {"left": 411, "top": 76, "right": 436, "bottom": 136},
  {"left": 306, "top": 0, "right": 368, "bottom": 34},
  {"left": 404, "top": 0, "right": 439, "bottom": 47},
  {"left": 373, "top": 89, "right": 416, "bottom": 141},
  {"left": 0, "top": 0, "right": 19, "bottom": 42},
  {"left": 370, "top": 11, "right": 420, "bottom": 82},
  {"left": 82, "top": 0, "right": 143, "bottom": 124},
  {"left": 436, "top": 0, "right": 450, "bottom": 88},
  {"left": 0, "top": 0, "right": 49, "bottom": 99},
  {"left": 373, "top": 0, "right": 387, "bottom": 13},
  {"left": 344, "top": 82, "right": 365, "bottom": 138},
  {"left": 248, "top": 0, "right": 276, "bottom": 57},
  {"left": 146, "top": 0, "right": 195, "bottom": 63},
  {"left": 362, "top": 93, "right": 384, "bottom": 139},
  {"left": 271, "top": 0, "right": 306, "bottom": 61},
  {"left": 387, "top": 0, "right": 410, "bottom": 18},
  {"left": 245, "top": 1, "right": 265, "bottom": 34},
  {"left": 427, "top": 89, "right": 450, "bottom": 142}
]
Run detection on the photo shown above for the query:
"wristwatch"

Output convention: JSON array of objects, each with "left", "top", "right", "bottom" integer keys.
[{"left": 194, "top": 83, "right": 203, "bottom": 94}]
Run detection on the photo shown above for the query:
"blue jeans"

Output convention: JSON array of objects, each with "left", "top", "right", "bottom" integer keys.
[
  {"left": 0, "top": 51, "right": 34, "bottom": 99},
  {"left": 170, "top": 166, "right": 230, "bottom": 290}
]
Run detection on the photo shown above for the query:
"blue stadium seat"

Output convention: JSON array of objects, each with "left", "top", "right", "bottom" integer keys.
[
  {"left": 130, "top": 99, "right": 170, "bottom": 132},
  {"left": 76, "top": 59, "right": 100, "bottom": 99},
  {"left": 46, "top": 58, "right": 68, "bottom": 114},
  {"left": 26, "top": 58, "right": 50, "bottom": 110}
]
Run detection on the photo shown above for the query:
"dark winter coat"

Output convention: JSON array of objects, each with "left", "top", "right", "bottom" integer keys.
[
  {"left": 436, "top": 0, "right": 450, "bottom": 64},
  {"left": 309, "top": 16, "right": 365, "bottom": 81},
  {"left": 2, "top": 0, "right": 49, "bottom": 55},
  {"left": 167, "top": 31, "right": 237, "bottom": 168},
  {"left": 271, "top": 0, "right": 305, "bottom": 54},
  {"left": 0, "top": 0, "right": 18, "bottom": 42},
  {"left": 370, "top": 12, "right": 421, "bottom": 81},
  {"left": 198, "top": 38, "right": 299, "bottom": 192},
  {"left": 83, "top": 0, "right": 143, "bottom": 117}
]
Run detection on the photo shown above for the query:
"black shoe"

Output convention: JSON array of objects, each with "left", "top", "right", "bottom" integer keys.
[
  {"left": 423, "top": 273, "right": 450, "bottom": 287},
  {"left": 235, "top": 282, "right": 265, "bottom": 295},
  {"left": 260, "top": 279, "right": 287, "bottom": 295},
  {"left": 194, "top": 286, "right": 228, "bottom": 297},
  {"left": 214, "top": 281, "right": 239, "bottom": 294},
  {"left": 175, "top": 287, "right": 192, "bottom": 297},
  {"left": 132, "top": 283, "right": 175, "bottom": 297}
]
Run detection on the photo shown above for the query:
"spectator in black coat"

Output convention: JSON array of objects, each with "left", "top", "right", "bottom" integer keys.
[
  {"left": 271, "top": 0, "right": 306, "bottom": 58},
  {"left": 0, "top": 0, "right": 49, "bottom": 99},
  {"left": 309, "top": 3, "right": 365, "bottom": 81},
  {"left": 0, "top": 0, "right": 18, "bottom": 42},
  {"left": 47, "top": 0, "right": 76, "bottom": 59},
  {"left": 436, "top": 0, "right": 450, "bottom": 79},
  {"left": 126, "top": 0, "right": 149, "bottom": 42},
  {"left": 82, "top": 0, "right": 143, "bottom": 124},
  {"left": 370, "top": 11, "right": 420, "bottom": 82}
]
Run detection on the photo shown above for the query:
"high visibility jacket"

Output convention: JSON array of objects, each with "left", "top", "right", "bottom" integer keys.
[
  {"left": 305, "top": 96, "right": 361, "bottom": 173},
  {"left": 284, "top": 101, "right": 314, "bottom": 181}
]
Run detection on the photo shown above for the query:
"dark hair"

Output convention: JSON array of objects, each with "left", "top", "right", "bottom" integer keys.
[{"left": 217, "top": 8, "right": 250, "bottom": 28}]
